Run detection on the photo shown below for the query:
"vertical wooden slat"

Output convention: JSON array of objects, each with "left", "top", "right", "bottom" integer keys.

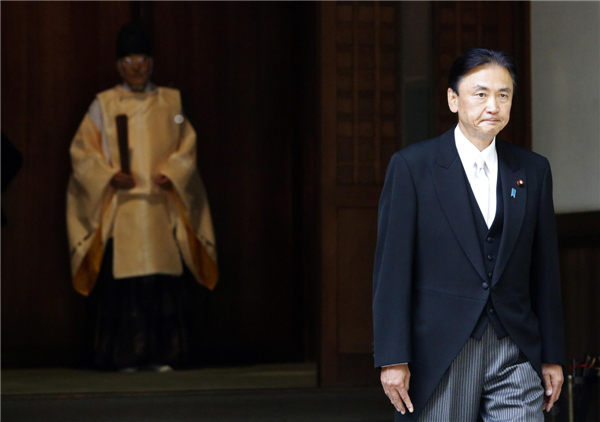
[
  {"left": 320, "top": 1, "right": 340, "bottom": 387},
  {"left": 320, "top": 0, "right": 400, "bottom": 387},
  {"left": 352, "top": 2, "right": 360, "bottom": 184},
  {"left": 455, "top": 2, "right": 461, "bottom": 57},
  {"left": 374, "top": 1, "right": 382, "bottom": 183},
  {"left": 516, "top": 1, "right": 532, "bottom": 150},
  {"left": 476, "top": 2, "right": 483, "bottom": 45}
]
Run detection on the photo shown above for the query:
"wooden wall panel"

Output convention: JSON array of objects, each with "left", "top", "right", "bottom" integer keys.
[
  {"left": 1, "top": 1, "right": 131, "bottom": 367},
  {"left": 337, "top": 208, "right": 378, "bottom": 354},
  {"left": 1, "top": 1, "right": 318, "bottom": 368},
  {"left": 320, "top": 1, "right": 401, "bottom": 387},
  {"left": 560, "top": 247, "right": 600, "bottom": 361},
  {"left": 334, "top": 2, "right": 399, "bottom": 185},
  {"left": 556, "top": 212, "right": 600, "bottom": 364},
  {"left": 148, "top": 1, "right": 317, "bottom": 365}
]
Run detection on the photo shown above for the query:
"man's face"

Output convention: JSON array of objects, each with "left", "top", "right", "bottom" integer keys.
[
  {"left": 447, "top": 64, "right": 513, "bottom": 144},
  {"left": 117, "top": 54, "right": 153, "bottom": 92}
]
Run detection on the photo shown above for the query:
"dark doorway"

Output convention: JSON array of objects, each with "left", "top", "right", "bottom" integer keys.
[{"left": 0, "top": 1, "right": 319, "bottom": 370}]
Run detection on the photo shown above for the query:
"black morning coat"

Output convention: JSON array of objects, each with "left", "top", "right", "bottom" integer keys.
[{"left": 373, "top": 127, "right": 566, "bottom": 421}]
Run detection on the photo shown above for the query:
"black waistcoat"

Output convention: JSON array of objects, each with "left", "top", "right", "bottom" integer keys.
[{"left": 464, "top": 170, "right": 508, "bottom": 340}]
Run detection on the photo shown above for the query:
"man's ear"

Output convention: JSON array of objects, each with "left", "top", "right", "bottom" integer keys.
[{"left": 447, "top": 88, "right": 458, "bottom": 114}]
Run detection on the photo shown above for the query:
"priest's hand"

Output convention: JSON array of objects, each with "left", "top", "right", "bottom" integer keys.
[
  {"left": 154, "top": 174, "right": 173, "bottom": 190},
  {"left": 110, "top": 172, "right": 136, "bottom": 190},
  {"left": 542, "top": 363, "right": 563, "bottom": 412},
  {"left": 381, "top": 364, "right": 414, "bottom": 415}
]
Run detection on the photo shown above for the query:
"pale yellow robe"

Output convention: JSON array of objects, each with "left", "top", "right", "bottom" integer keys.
[{"left": 67, "top": 85, "right": 218, "bottom": 296}]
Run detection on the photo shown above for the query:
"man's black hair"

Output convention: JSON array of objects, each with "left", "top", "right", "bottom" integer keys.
[
  {"left": 116, "top": 23, "right": 153, "bottom": 59},
  {"left": 448, "top": 48, "right": 517, "bottom": 94}
]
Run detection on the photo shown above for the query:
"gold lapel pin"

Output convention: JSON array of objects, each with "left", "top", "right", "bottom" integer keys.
[{"left": 517, "top": 179, "right": 524, "bottom": 187}]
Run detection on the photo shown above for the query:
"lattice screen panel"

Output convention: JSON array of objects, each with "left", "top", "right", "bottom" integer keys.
[{"left": 335, "top": 2, "right": 399, "bottom": 185}]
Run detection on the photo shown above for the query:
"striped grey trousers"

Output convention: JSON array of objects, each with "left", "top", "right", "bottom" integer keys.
[{"left": 417, "top": 324, "right": 544, "bottom": 422}]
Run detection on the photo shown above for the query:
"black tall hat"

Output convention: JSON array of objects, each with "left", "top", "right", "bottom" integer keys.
[{"left": 116, "top": 23, "right": 153, "bottom": 58}]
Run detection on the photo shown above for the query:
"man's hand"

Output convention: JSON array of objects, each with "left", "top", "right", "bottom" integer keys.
[
  {"left": 542, "top": 363, "right": 563, "bottom": 412},
  {"left": 381, "top": 364, "right": 414, "bottom": 415},
  {"left": 154, "top": 174, "right": 173, "bottom": 190},
  {"left": 110, "top": 172, "right": 135, "bottom": 190}
]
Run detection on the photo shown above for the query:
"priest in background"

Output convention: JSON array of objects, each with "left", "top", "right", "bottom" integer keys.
[{"left": 66, "top": 23, "right": 218, "bottom": 372}]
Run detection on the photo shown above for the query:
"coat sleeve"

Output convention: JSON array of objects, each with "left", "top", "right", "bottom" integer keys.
[
  {"left": 68, "top": 113, "right": 118, "bottom": 211},
  {"left": 158, "top": 114, "right": 219, "bottom": 290},
  {"left": 66, "top": 111, "right": 119, "bottom": 295},
  {"left": 159, "top": 116, "right": 199, "bottom": 212},
  {"left": 373, "top": 152, "right": 417, "bottom": 368},
  {"left": 529, "top": 159, "right": 566, "bottom": 365}
]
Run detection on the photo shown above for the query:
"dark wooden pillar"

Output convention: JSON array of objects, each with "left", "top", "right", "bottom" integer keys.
[
  {"left": 556, "top": 212, "right": 600, "bottom": 363},
  {"left": 320, "top": 1, "right": 402, "bottom": 387}
]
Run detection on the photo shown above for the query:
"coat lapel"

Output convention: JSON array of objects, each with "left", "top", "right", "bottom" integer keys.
[
  {"left": 492, "top": 140, "right": 526, "bottom": 287},
  {"left": 431, "top": 129, "right": 488, "bottom": 283}
]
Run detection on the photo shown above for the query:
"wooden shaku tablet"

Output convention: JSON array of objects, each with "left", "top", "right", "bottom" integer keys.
[{"left": 115, "top": 114, "right": 130, "bottom": 174}]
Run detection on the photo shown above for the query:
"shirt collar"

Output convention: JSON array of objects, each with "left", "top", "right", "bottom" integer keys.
[{"left": 454, "top": 124, "right": 497, "bottom": 173}]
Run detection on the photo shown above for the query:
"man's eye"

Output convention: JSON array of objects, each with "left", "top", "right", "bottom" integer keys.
[{"left": 476, "top": 93, "right": 485, "bottom": 98}]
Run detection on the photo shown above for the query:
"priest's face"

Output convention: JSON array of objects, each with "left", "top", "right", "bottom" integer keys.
[
  {"left": 117, "top": 54, "right": 153, "bottom": 92},
  {"left": 447, "top": 64, "right": 513, "bottom": 144}
]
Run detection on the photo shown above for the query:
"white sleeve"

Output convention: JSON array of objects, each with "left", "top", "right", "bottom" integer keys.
[{"left": 88, "top": 99, "right": 112, "bottom": 165}]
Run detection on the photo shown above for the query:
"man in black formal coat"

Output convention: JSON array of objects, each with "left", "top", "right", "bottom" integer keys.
[{"left": 373, "top": 49, "right": 565, "bottom": 421}]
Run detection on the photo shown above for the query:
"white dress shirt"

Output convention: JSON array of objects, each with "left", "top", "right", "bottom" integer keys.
[{"left": 454, "top": 125, "right": 498, "bottom": 227}]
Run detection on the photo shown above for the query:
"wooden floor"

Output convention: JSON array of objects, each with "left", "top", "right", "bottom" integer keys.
[
  {"left": 2, "top": 363, "right": 318, "bottom": 395},
  {"left": 1, "top": 364, "right": 582, "bottom": 421},
  {"left": 2, "top": 388, "right": 393, "bottom": 422},
  {"left": 1, "top": 363, "right": 393, "bottom": 421}
]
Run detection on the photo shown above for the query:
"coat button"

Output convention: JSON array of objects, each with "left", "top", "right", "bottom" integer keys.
[
  {"left": 489, "top": 308, "right": 495, "bottom": 315},
  {"left": 487, "top": 254, "right": 494, "bottom": 260},
  {"left": 488, "top": 272, "right": 493, "bottom": 278},
  {"left": 486, "top": 237, "right": 493, "bottom": 243},
  {"left": 482, "top": 282, "right": 489, "bottom": 290}
]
